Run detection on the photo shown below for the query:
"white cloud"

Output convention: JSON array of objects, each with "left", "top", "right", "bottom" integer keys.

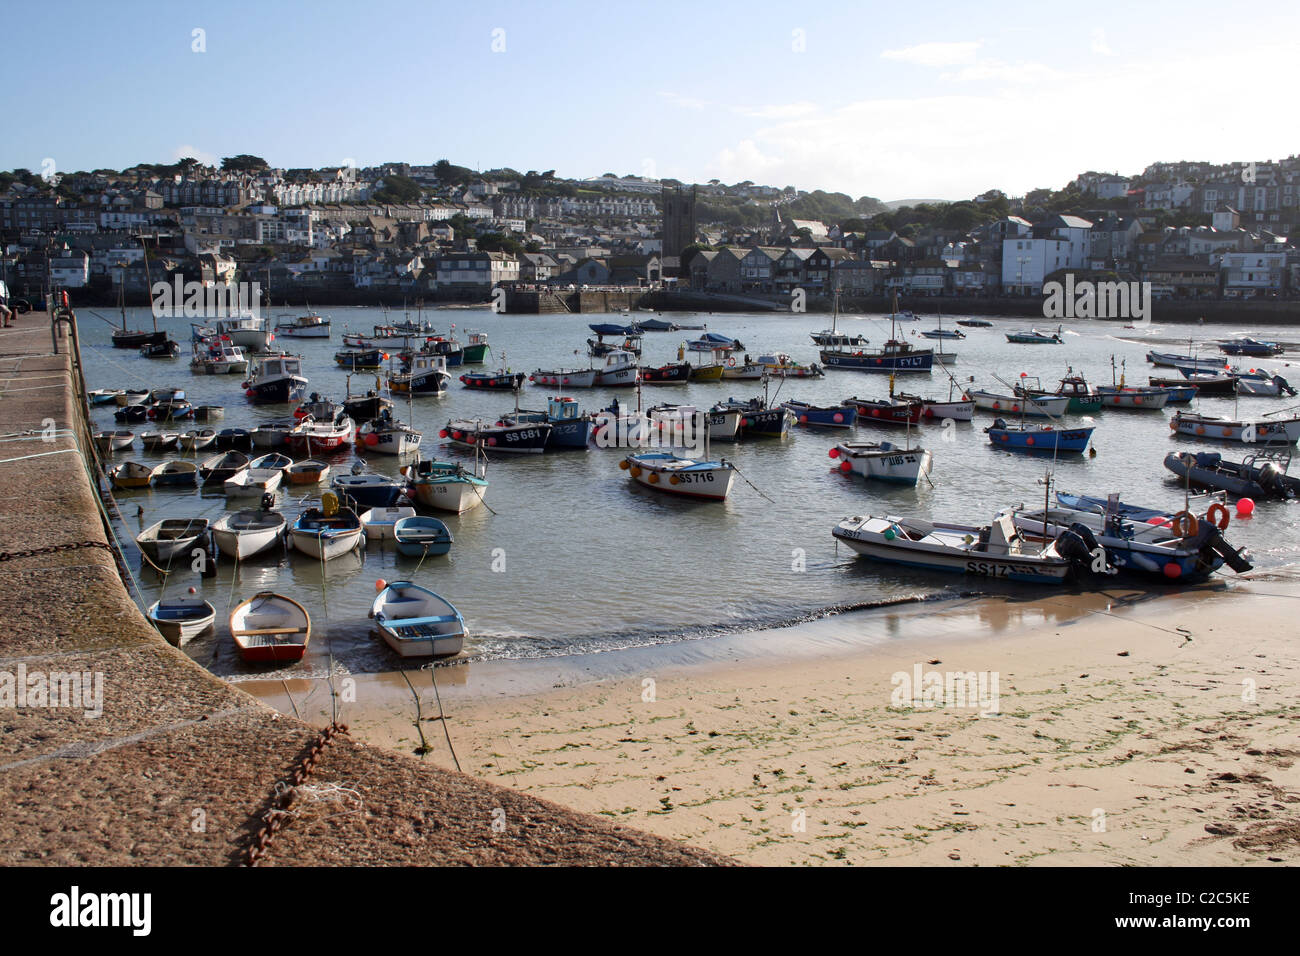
[
  {"left": 881, "top": 41, "right": 981, "bottom": 68},
  {"left": 173, "top": 144, "right": 218, "bottom": 167},
  {"left": 658, "top": 91, "right": 708, "bottom": 111},
  {"left": 733, "top": 102, "right": 821, "bottom": 120},
  {"left": 1091, "top": 29, "right": 1115, "bottom": 56}
]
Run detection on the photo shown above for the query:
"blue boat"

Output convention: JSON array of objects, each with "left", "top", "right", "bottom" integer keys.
[
  {"left": 589, "top": 322, "right": 639, "bottom": 336},
  {"left": 392, "top": 515, "right": 453, "bottom": 557},
  {"left": 370, "top": 581, "right": 466, "bottom": 657},
  {"left": 507, "top": 396, "right": 593, "bottom": 449},
  {"left": 819, "top": 339, "right": 934, "bottom": 373},
  {"left": 331, "top": 470, "right": 408, "bottom": 509},
  {"left": 1157, "top": 385, "right": 1198, "bottom": 404},
  {"left": 1219, "top": 337, "right": 1283, "bottom": 357},
  {"left": 985, "top": 419, "right": 1093, "bottom": 453},
  {"left": 782, "top": 399, "right": 857, "bottom": 428}
]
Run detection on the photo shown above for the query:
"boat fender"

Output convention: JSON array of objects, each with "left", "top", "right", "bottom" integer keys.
[{"left": 1205, "top": 502, "right": 1230, "bottom": 531}]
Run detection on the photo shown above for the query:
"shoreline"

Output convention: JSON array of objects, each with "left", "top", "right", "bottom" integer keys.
[{"left": 250, "top": 573, "right": 1300, "bottom": 865}]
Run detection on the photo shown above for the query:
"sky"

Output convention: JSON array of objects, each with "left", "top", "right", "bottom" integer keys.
[{"left": 3, "top": 0, "right": 1296, "bottom": 202}]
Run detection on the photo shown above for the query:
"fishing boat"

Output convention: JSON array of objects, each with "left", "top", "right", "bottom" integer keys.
[
  {"left": 198, "top": 450, "right": 250, "bottom": 485},
  {"left": 921, "top": 328, "right": 965, "bottom": 339},
  {"left": 178, "top": 428, "right": 216, "bottom": 452},
  {"left": 844, "top": 395, "right": 923, "bottom": 426},
  {"left": 714, "top": 397, "right": 794, "bottom": 438},
  {"left": 821, "top": 336, "right": 933, "bottom": 373},
  {"left": 985, "top": 419, "right": 1094, "bottom": 453},
  {"left": 243, "top": 354, "right": 308, "bottom": 404},
  {"left": 620, "top": 452, "right": 736, "bottom": 500},
  {"left": 136, "top": 518, "right": 210, "bottom": 564},
  {"left": 109, "top": 461, "right": 154, "bottom": 489},
  {"left": 783, "top": 400, "right": 857, "bottom": 429},
  {"left": 147, "top": 595, "right": 216, "bottom": 646},
  {"left": 461, "top": 330, "right": 490, "bottom": 364},
  {"left": 1005, "top": 327, "right": 1063, "bottom": 344},
  {"left": 357, "top": 414, "right": 422, "bottom": 456},
  {"left": 1016, "top": 374, "right": 1104, "bottom": 414},
  {"left": 290, "top": 498, "right": 365, "bottom": 560},
  {"left": 189, "top": 336, "right": 249, "bottom": 375},
  {"left": 531, "top": 365, "right": 598, "bottom": 388},
  {"left": 140, "top": 430, "right": 181, "bottom": 451},
  {"left": 594, "top": 349, "right": 640, "bottom": 387},
  {"left": 140, "top": 338, "right": 182, "bottom": 359},
  {"left": 274, "top": 312, "right": 332, "bottom": 339},
  {"left": 332, "top": 464, "right": 409, "bottom": 508},
  {"left": 285, "top": 413, "right": 355, "bottom": 455},
  {"left": 370, "top": 581, "right": 466, "bottom": 657},
  {"left": 359, "top": 505, "right": 417, "bottom": 542},
  {"left": 211, "top": 509, "right": 288, "bottom": 560},
  {"left": 639, "top": 362, "right": 692, "bottom": 386},
  {"left": 224, "top": 463, "right": 283, "bottom": 497},
  {"left": 215, "top": 428, "right": 253, "bottom": 450},
  {"left": 1096, "top": 384, "right": 1170, "bottom": 409},
  {"left": 1236, "top": 373, "right": 1297, "bottom": 397},
  {"left": 1010, "top": 500, "right": 1245, "bottom": 582},
  {"left": 443, "top": 417, "right": 552, "bottom": 454},
  {"left": 506, "top": 396, "right": 594, "bottom": 449},
  {"left": 194, "top": 406, "right": 225, "bottom": 423},
  {"left": 150, "top": 460, "right": 198, "bottom": 487},
  {"left": 405, "top": 457, "right": 489, "bottom": 513},
  {"left": 334, "top": 348, "right": 384, "bottom": 370},
  {"left": 1146, "top": 350, "right": 1225, "bottom": 372},
  {"left": 229, "top": 592, "right": 311, "bottom": 663},
  {"left": 417, "top": 334, "right": 464, "bottom": 368},
  {"left": 955, "top": 319, "right": 993, "bottom": 328},
  {"left": 387, "top": 353, "right": 450, "bottom": 394},
  {"left": 1164, "top": 450, "right": 1300, "bottom": 499},
  {"left": 829, "top": 441, "right": 932, "bottom": 485},
  {"left": 811, "top": 289, "right": 867, "bottom": 346},
  {"left": 343, "top": 375, "right": 392, "bottom": 421},
  {"left": 831, "top": 511, "right": 1082, "bottom": 583},
  {"left": 214, "top": 315, "right": 275, "bottom": 353},
  {"left": 1170, "top": 410, "right": 1300, "bottom": 445},
  {"left": 109, "top": 276, "right": 166, "bottom": 349},
  {"left": 285, "top": 459, "right": 331, "bottom": 485},
  {"left": 392, "top": 515, "right": 454, "bottom": 557},
  {"left": 688, "top": 331, "right": 744, "bottom": 352},
  {"left": 896, "top": 394, "right": 974, "bottom": 421},
  {"left": 588, "top": 333, "right": 643, "bottom": 358},
  {"left": 250, "top": 420, "right": 296, "bottom": 449},
  {"left": 968, "top": 389, "right": 1070, "bottom": 419},
  {"left": 460, "top": 370, "right": 525, "bottom": 391},
  {"left": 89, "top": 388, "right": 124, "bottom": 405},
  {"left": 1220, "top": 337, "right": 1283, "bottom": 357},
  {"left": 1167, "top": 371, "right": 1237, "bottom": 396},
  {"left": 94, "top": 430, "right": 135, "bottom": 454}
]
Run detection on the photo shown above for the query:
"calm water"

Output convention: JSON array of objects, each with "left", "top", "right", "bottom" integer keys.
[{"left": 79, "top": 305, "right": 1300, "bottom": 679}]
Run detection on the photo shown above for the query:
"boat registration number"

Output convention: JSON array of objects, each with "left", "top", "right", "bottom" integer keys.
[
  {"left": 965, "top": 561, "right": 1037, "bottom": 577},
  {"left": 674, "top": 471, "right": 714, "bottom": 483},
  {"left": 506, "top": 429, "right": 544, "bottom": 442}
]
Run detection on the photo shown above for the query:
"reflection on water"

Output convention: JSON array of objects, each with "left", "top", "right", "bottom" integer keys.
[{"left": 84, "top": 306, "right": 1300, "bottom": 683}]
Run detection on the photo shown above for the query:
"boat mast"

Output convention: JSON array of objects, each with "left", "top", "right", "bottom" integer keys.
[{"left": 138, "top": 233, "right": 157, "bottom": 333}]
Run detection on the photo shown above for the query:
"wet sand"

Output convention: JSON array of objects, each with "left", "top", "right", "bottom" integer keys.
[{"left": 246, "top": 574, "right": 1300, "bottom": 866}]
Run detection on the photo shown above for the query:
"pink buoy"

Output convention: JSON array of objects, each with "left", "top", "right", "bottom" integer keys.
[
  {"left": 488, "top": 437, "right": 497, "bottom": 446},
  {"left": 839, "top": 460, "right": 851, "bottom": 473},
  {"left": 374, "top": 579, "right": 386, "bottom": 592},
  {"left": 833, "top": 412, "right": 844, "bottom": 423},
  {"left": 828, "top": 447, "right": 840, "bottom": 459}
]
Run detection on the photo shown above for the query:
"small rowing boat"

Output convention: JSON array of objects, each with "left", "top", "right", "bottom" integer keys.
[
  {"left": 370, "top": 581, "right": 466, "bottom": 657},
  {"left": 229, "top": 592, "right": 311, "bottom": 663}
]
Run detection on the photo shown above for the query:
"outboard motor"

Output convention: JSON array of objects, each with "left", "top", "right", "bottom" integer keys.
[
  {"left": 1274, "top": 375, "right": 1296, "bottom": 397},
  {"left": 260, "top": 492, "right": 275, "bottom": 512},
  {"left": 987, "top": 417, "right": 1007, "bottom": 433},
  {"left": 1054, "top": 522, "right": 1112, "bottom": 574},
  {"left": 1193, "top": 521, "right": 1253, "bottom": 574},
  {"left": 1257, "top": 462, "right": 1283, "bottom": 497}
]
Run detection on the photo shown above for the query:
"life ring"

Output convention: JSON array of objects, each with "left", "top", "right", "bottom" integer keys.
[
  {"left": 1206, "top": 502, "right": 1230, "bottom": 530},
  {"left": 727, "top": 356, "right": 736, "bottom": 367},
  {"left": 1170, "top": 510, "right": 1199, "bottom": 537}
]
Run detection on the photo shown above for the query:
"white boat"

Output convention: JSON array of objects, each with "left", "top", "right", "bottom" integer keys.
[
  {"left": 190, "top": 336, "right": 249, "bottom": 375},
  {"left": 531, "top": 366, "right": 599, "bottom": 388},
  {"left": 967, "top": 389, "right": 1069, "bottom": 418},
  {"left": 387, "top": 353, "right": 450, "bottom": 395},
  {"left": 224, "top": 465, "right": 284, "bottom": 497},
  {"left": 405, "top": 458, "right": 489, "bottom": 513},
  {"left": 244, "top": 353, "right": 309, "bottom": 403},
  {"left": 250, "top": 420, "right": 296, "bottom": 449},
  {"left": 1170, "top": 411, "right": 1300, "bottom": 445},
  {"left": 211, "top": 509, "right": 287, "bottom": 560},
  {"left": 229, "top": 592, "right": 310, "bottom": 663},
  {"left": 621, "top": 452, "right": 735, "bottom": 500},
  {"left": 94, "top": 430, "right": 135, "bottom": 453},
  {"left": 178, "top": 428, "right": 217, "bottom": 451},
  {"left": 290, "top": 500, "right": 365, "bottom": 560},
  {"left": 831, "top": 511, "right": 1075, "bottom": 583},
  {"left": 594, "top": 349, "right": 641, "bottom": 387},
  {"left": 370, "top": 581, "right": 467, "bottom": 657},
  {"left": 140, "top": 430, "right": 180, "bottom": 451},
  {"left": 897, "top": 394, "right": 974, "bottom": 422},
  {"left": 359, "top": 506, "right": 417, "bottom": 542},
  {"left": 357, "top": 417, "right": 422, "bottom": 456},
  {"left": 285, "top": 414, "right": 354, "bottom": 454},
  {"left": 274, "top": 312, "right": 331, "bottom": 339},
  {"left": 1095, "top": 385, "right": 1170, "bottom": 409},
  {"left": 149, "top": 460, "right": 199, "bottom": 486},
  {"left": 831, "top": 441, "right": 932, "bottom": 485},
  {"left": 214, "top": 315, "right": 275, "bottom": 353},
  {"left": 136, "top": 518, "right": 209, "bottom": 564},
  {"left": 147, "top": 595, "right": 216, "bottom": 646}
]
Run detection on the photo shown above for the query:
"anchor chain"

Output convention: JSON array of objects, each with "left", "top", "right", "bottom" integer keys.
[
  {"left": 245, "top": 722, "right": 350, "bottom": 867},
  {"left": 0, "top": 540, "right": 112, "bottom": 562}
]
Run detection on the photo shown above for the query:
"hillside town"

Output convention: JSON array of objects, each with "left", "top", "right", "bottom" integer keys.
[{"left": 2, "top": 153, "right": 1298, "bottom": 308}]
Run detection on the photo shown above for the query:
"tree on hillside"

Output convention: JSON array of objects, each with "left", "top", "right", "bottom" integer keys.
[
  {"left": 372, "top": 174, "right": 423, "bottom": 204},
  {"left": 221, "top": 154, "right": 269, "bottom": 172}
]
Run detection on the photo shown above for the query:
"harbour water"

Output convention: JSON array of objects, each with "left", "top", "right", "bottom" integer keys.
[{"left": 80, "top": 305, "right": 1300, "bottom": 681}]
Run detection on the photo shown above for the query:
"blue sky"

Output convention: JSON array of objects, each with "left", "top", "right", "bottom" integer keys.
[{"left": 4, "top": 0, "right": 1296, "bottom": 201}]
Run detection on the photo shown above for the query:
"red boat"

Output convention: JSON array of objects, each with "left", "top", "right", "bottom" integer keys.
[
  {"left": 843, "top": 395, "right": 922, "bottom": 426},
  {"left": 639, "top": 362, "right": 692, "bottom": 385},
  {"left": 229, "top": 592, "right": 311, "bottom": 664}
]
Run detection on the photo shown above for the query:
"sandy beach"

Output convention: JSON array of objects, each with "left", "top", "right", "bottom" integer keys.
[{"left": 261, "top": 573, "right": 1300, "bottom": 867}]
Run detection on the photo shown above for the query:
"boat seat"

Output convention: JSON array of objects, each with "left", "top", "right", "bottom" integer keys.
[
  {"left": 238, "top": 627, "right": 304, "bottom": 636},
  {"left": 388, "top": 614, "right": 459, "bottom": 626}
]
